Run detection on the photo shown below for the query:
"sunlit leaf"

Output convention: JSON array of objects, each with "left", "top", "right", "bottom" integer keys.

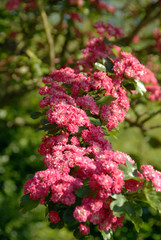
[
  {"left": 20, "top": 194, "right": 39, "bottom": 213},
  {"left": 96, "top": 95, "right": 116, "bottom": 107},
  {"left": 94, "top": 62, "right": 106, "bottom": 72}
]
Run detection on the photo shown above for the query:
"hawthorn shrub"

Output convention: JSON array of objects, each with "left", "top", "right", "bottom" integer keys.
[
  {"left": 1, "top": 0, "right": 161, "bottom": 240},
  {"left": 20, "top": 20, "right": 161, "bottom": 240}
]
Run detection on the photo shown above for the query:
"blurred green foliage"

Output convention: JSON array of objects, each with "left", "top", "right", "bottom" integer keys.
[{"left": 0, "top": 0, "right": 161, "bottom": 239}]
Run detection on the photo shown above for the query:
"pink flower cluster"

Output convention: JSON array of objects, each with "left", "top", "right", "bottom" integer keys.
[
  {"left": 67, "top": 12, "right": 82, "bottom": 22},
  {"left": 5, "top": 0, "right": 36, "bottom": 11},
  {"left": 141, "top": 165, "right": 161, "bottom": 191},
  {"left": 73, "top": 197, "right": 124, "bottom": 232},
  {"left": 94, "top": 21, "right": 124, "bottom": 40},
  {"left": 49, "top": 210, "right": 60, "bottom": 223},
  {"left": 76, "top": 37, "right": 112, "bottom": 72},
  {"left": 112, "top": 49, "right": 161, "bottom": 102},
  {"left": 23, "top": 20, "right": 161, "bottom": 237},
  {"left": 5, "top": 0, "right": 20, "bottom": 10},
  {"left": 25, "top": 123, "right": 138, "bottom": 233},
  {"left": 75, "top": 22, "right": 123, "bottom": 73},
  {"left": 100, "top": 88, "right": 130, "bottom": 130},
  {"left": 68, "top": 0, "right": 83, "bottom": 6},
  {"left": 113, "top": 51, "right": 146, "bottom": 80},
  {"left": 90, "top": 0, "right": 116, "bottom": 13},
  {"left": 139, "top": 66, "right": 161, "bottom": 102}
]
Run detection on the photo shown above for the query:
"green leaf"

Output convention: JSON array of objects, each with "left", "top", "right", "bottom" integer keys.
[
  {"left": 96, "top": 95, "right": 116, "bottom": 107},
  {"left": 35, "top": 122, "right": 60, "bottom": 134},
  {"left": 119, "top": 159, "right": 140, "bottom": 181},
  {"left": 50, "top": 220, "right": 64, "bottom": 229},
  {"left": 135, "top": 79, "right": 147, "bottom": 96},
  {"left": 73, "top": 229, "right": 83, "bottom": 239},
  {"left": 101, "top": 229, "right": 113, "bottom": 240},
  {"left": 101, "top": 125, "right": 109, "bottom": 136},
  {"left": 63, "top": 208, "right": 78, "bottom": 226},
  {"left": 108, "top": 127, "right": 120, "bottom": 139},
  {"left": 75, "top": 185, "right": 94, "bottom": 198},
  {"left": 121, "top": 47, "right": 132, "bottom": 53},
  {"left": 20, "top": 194, "right": 39, "bottom": 213},
  {"left": 110, "top": 196, "right": 143, "bottom": 232},
  {"left": 88, "top": 116, "right": 101, "bottom": 126},
  {"left": 30, "top": 111, "right": 42, "bottom": 119},
  {"left": 144, "top": 187, "right": 161, "bottom": 211},
  {"left": 123, "top": 82, "right": 136, "bottom": 91},
  {"left": 110, "top": 194, "right": 127, "bottom": 217},
  {"left": 125, "top": 201, "right": 143, "bottom": 232},
  {"left": 94, "top": 62, "right": 106, "bottom": 72},
  {"left": 103, "top": 58, "right": 114, "bottom": 73},
  {"left": 124, "top": 201, "right": 142, "bottom": 218},
  {"left": 127, "top": 216, "right": 143, "bottom": 232},
  {"left": 40, "top": 118, "right": 49, "bottom": 125}
]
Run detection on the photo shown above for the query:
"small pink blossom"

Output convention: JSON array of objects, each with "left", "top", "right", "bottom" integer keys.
[
  {"left": 73, "top": 205, "right": 91, "bottom": 222},
  {"left": 48, "top": 210, "right": 60, "bottom": 223},
  {"left": 6, "top": 0, "right": 21, "bottom": 11},
  {"left": 78, "top": 224, "right": 90, "bottom": 235},
  {"left": 113, "top": 51, "right": 146, "bottom": 80}
]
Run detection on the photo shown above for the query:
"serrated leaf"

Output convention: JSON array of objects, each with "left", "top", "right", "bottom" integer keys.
[
  {"left": 144, "top": 187, "right": 161, "bottom": 211},
  {"left": 124, "top": 201, "right": 142, "bottom": 218},
  {"left": 40, "top": 118, "right": 49, "bottom": 125},
  {"left": 63, "top": 208, "right": 78, "bottom": 226},
  {"left": 103, "top": 58, "right": 114, "bottom": 73},
  {"left": 110, "top": 195, "right": 127, "bottom": 217},
  {"left": 101, "top": 229, "right": 113, "bottom": 240},
  {"left": 123, "top": 82, "right": 136, "bottom": 91},
  {"left": 20, "top": 194, "right": 39, "bottom": 213},
  {"left": 135, "top": 79, "right": 147, "bottom": 96},
  {"left": 128, "top": 216, "right": 143, "bottom": 232},
  {"left": 30, "top": 111, "right": 42, "bottom": 119},
  {"left": 124, "top": 201, "right": 143, "bottom": 232},
  {"left": 96, "top": 95, "right": 116, "bottom": 107},
  {"left": 101, "top": 125, "right": 109, "bottom": 136},
  {"left": 121, "top": 47, "right": 132, "bottom": 53},
  {"left": 88, "top": 116, "right": 101, "bottom": 126},
  {"left": 75, "top": 185, "right": 95, "bottom": 198},
  {"left": 119, "top": 159, "right": 139, "bottom": 180},
  {"left": 109, "top": 127, "right": 119, "bottom": 139},
  {"left": 50, "top": 220, "right": 64, "bottom": 229},
  {"left": 94, "top": 62, "right": 106, "bottom": 72}
]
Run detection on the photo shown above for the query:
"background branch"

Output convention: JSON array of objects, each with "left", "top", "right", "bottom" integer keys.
[
  {"left": 123, "top": 0, "right": 161, "bottom": 45},
  {"left": 36, "top": 0, "right": 55, "bottom": 71}
]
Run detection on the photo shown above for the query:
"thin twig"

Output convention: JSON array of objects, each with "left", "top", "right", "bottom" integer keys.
[
  {"left": 122, "top": 0, "right": 161, "bottom": 45},
  {"left": 144, "top": 124, "right": 161, "bottom": 131},
  {"left": 140, "top": 109, "right": 161, "bottom": 125},
  {"left": 36, "top": 0, "right": 55, "bottom": 71}
]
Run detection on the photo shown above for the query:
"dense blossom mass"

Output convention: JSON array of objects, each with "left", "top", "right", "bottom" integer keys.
[{"left": 23, "top": 20, "right": 161, "bottom": 237}]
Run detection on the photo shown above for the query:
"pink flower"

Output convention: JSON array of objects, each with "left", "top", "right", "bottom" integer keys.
[
  {"left": 125, "top": 179, "right": 142, "bottom": 192},
  {"left": 6, "top": 0, "right": 21, "bottom": 11},
  {"left": 73, "top": 205, "right": 91, "bottom": 222},
  {"left": 76, "top": 94, "right": 99, "bottom": 115},
  {"left": 78, "top": 224, "right": 90, "bottom": 235},
  {"left": 68, "top": 0, "right": 83, "bottom": 6},
  {"left": 48, "top": 210, "right": 60, "bottom": 223},
  {"left": 132, "top": 35, "right": 140, "bottom": 43},
  {"left": 113, "top": 51, "right": 146, "bottom": 80},
  {"left": 141, "top": 165, "right": 161, "bottom": 191},
  {"left": 94, "top": 21, "right": 107, "bottom": 35},
  {"left": 46, "top": 103, "right": 90, "bottom": 133},
  {"left": 67, "top": 12, "right": 82, "bottom": 22},
  {"left": 107, "top": 23, "right": 124, "bottom": 40}
]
